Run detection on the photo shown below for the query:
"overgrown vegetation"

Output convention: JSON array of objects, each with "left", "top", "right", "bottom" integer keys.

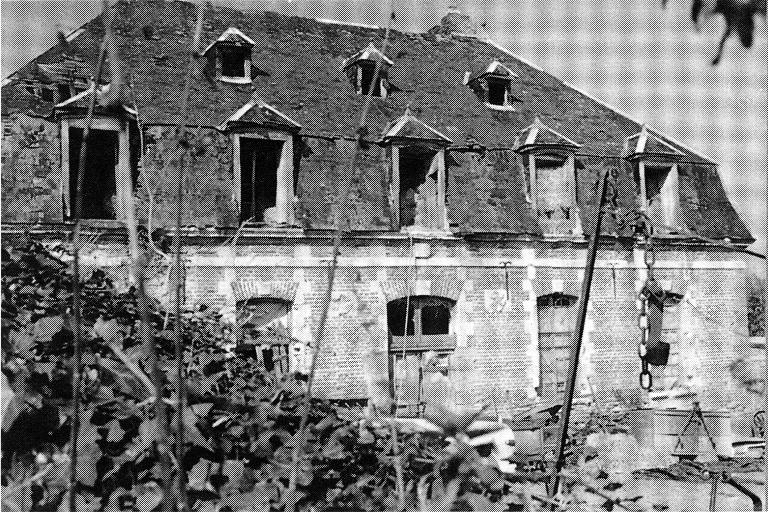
[
  {"left": 1, "top": 241, "right": 535, "bottom": 512},
  {"left": 748, "top": 274, "right": 764, "bottom": 337}
]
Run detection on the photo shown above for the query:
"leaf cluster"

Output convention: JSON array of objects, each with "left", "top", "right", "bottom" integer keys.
[{"left": 1, "top": 241, "right": 519, "bottom": 512}]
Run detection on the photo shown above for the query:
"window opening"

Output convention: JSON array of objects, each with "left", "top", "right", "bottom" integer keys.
[
  {"left": 58, "top": 84, "right": 72, "bottom": 101},
  {"left": 534, "top": 155, "right": 575, "bottom": 234},
  {"left": 643, "top": 165, "right": 679, "bottom": 232},
  {"left": 69, "top": 127, "right": 118, "bottom": 219},
  {"left": 486, "top": 77, "right": 507, "bottom": 106},
  {"left": 236, "top": 297, "right": 292, "bottom": 374},
  {"left": 239, "top": 138, "right": 283, "bottom": 224},
  {"left": 40, "top": 87, "right": 54, "bottom": 102},
  {"left": 387, "top": 296, "right": 455, "bottom": 417},
  {"left": 399, "top": 146, "right": 438, "bottom": 228},
  {"left": 220, "top": 46, "right": 247, "bottom": 78},
  {"left": 537, "top": 293, "right": 578, "bottom": 401},
  {"left": 359, "top": 62, "right": 382, "bottom": 97}
]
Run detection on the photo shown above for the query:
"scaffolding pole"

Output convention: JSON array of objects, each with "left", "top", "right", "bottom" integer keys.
[{"left": 549, "top": 169, "right": 610, "bottom": 499}]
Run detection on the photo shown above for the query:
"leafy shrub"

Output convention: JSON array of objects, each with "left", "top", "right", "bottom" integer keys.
[
  {"left": 748, "top": 274, "right": 764, "bottom": 337},
  {"left": 1, "top": 241, "right": 516, "bottom": 512}
]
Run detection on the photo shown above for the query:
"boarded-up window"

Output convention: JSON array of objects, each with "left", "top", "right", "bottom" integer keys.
[
  {"left": 399, "top": 146, "right": 444, "bottom": 229},
  {"left": 649, "top": 293, "right": 682, "bottom": 390},
  {"left": 537, "top": 293, "right": 578, "bottom": 401},
  {"left": 240, "top": 138, "right": 283, "bottom": 224},
  {"left": 535, "top": 156, "right": 575, "bottom": 234},
  {"left": 388, "top": 296, "right": 455, "bottom": 416},
  {"left": 69, "top": 128, "right": 118, "bottom": 219},
  {"left": 236, "top": 297, "right": 292, "bottom": 376}
]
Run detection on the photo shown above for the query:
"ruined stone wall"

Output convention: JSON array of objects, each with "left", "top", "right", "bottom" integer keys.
[{"left": 1, "top": 113, "right": 62, "bottom": 223}]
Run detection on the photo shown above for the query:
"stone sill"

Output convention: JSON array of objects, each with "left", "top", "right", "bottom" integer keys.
[{"left": 484, "top": 103, "right": 517, "bottom": 112}]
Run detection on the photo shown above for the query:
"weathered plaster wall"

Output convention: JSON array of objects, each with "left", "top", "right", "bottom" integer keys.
[{"left": 1, "top": 113, "right": 62, "bottom": 223}]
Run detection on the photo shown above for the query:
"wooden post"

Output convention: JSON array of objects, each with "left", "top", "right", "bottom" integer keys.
[{"left": 549, "top": 169, "right": 609, "bottom": 499}]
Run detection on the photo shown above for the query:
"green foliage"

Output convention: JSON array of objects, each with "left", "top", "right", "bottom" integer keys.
[
  {"left": 1, "top": 241, "right": 516, "bottom": 512},
  {"left": 747, "top": 274, "right": 764, "bottom": 336}
]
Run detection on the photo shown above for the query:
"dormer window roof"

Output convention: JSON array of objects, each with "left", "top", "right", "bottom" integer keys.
[
  {"left": 203, "top": 27, "right": 265, "bottom": 84},
  {"left": 342, "top": 42, "right": 394, "bottom": 68},
  {"left": 219, "top": 92, "right": 302, "bottom": 132},
  {"left": 465, "top": 60, "right": 521, "bottom": 108},
  {"left": 343, "top": 42, "right": 394, "bottom": 98},
  {"left": 380, "top": 107, "right": 452, "bottom": 144},
  {"left": 513, "top": 117, "right": 581, "bottom": 154},
  {"left": 623, "top": 125, "right": 684, "bottom": 161},
  {"left": 203, "top": 27, "right": 256, "bottom": 54},
  {"left": 54, "top": 83, "right": 137, "bottom": 117}
]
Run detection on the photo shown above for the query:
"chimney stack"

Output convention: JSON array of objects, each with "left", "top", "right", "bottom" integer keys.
[{"left": 430, "top": 5, "right": 475, "bottom": 36}]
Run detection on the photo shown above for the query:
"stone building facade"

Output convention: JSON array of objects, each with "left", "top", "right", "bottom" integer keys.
[{"left": 1, "top": 0, "right": 754, "bottom": 415}]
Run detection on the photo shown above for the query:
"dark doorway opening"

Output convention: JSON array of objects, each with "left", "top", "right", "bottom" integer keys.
[
  {"left": 240, "top": 138, "right": 283, "bottom": 224},
  {"left": 69, "top": 128, "right": 118, "bottom": 219}
]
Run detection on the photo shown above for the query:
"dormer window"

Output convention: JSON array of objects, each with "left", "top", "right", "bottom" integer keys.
[
  {"left": 623, "top": 125, "right": 684, "bottom": 234},
  {"left": 466, "top": 60, "right": 520, "bottom": 109},
  {"left": 203, "top": 27, "right": 261, "bottom": 84},
  {"left": 221, "top": 94, "right": 302, "bottom": 227},
  {"left": 343, "top": 42, "right": 394, "bottom": 98},
  {"left": 381, "top": 109, "right": 452, "bottom": 232},
  {"left": 514, "top": 117, "right": 582, "bottom": 236}
]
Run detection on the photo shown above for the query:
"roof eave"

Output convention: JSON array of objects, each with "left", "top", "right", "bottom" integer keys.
[{"left": 515, "top": 143, "right": 580, "bottom": 154}]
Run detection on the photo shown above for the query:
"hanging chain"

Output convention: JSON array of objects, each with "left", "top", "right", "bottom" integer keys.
[{"left": 638, "top": 212, "right": 655, "bottom": 390}]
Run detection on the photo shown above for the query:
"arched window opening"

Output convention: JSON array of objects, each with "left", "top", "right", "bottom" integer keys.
[
  {"left": 236, "top": 297, "right": 293, "bottom": 375},
  {"left": 387, "top": 296, "right": 456, "bottom": 417},
  {"left": 537, "top": 293, "right": 578, "bottom": 402}
]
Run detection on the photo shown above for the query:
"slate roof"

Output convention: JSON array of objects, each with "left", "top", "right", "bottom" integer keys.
[
  {"left": 0, "top": 0, "right": 753, "bottom": 241},
  {"left": 0, "top": 0, "right": 708, "bottom": 157}
]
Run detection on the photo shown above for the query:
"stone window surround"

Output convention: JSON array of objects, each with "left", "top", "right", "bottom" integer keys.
[
  {"left": 389, "top": 145, "right": 449, "bottom": 233},
  {"left": 60, "top": 116, "right": 131, "bottom": 220},
  {"left": 232, "top": 130, "right": 295, "bottom": 226}
]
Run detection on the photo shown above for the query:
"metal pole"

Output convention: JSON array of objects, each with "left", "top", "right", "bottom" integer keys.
[{"left": 550, "top": 169, "right": 610, "bottom": 499}]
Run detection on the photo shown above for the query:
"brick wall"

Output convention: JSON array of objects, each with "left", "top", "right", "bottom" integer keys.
[{"left": 66, "top": 237, "right": 747, "bottom": 415}]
